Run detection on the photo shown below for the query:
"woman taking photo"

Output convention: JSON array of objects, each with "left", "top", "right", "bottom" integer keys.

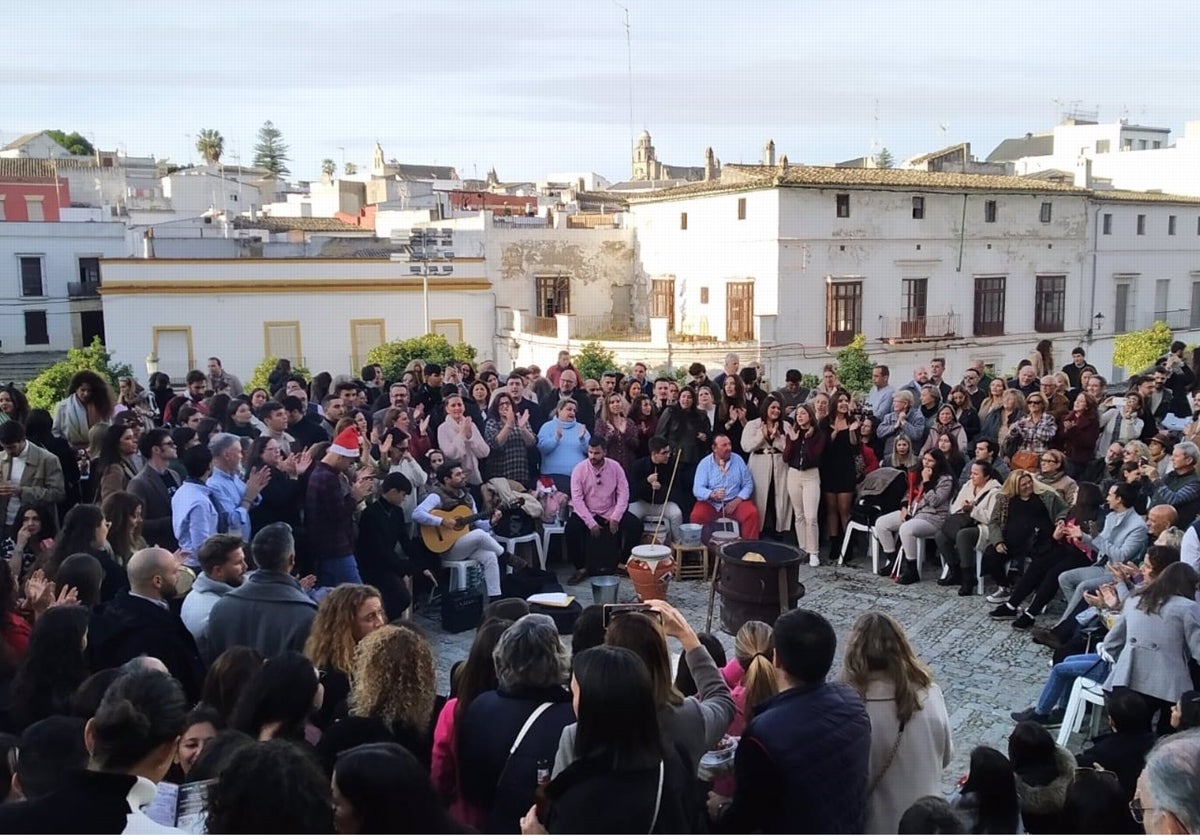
[
  {"left": 742, "top": 395, "right": 791, "bottom": 541},
  {"left": 93, "top": 424, "right": 139, "bottom": 505},
  {"left": 842, "top": 611, "right": 952, "bottom": 835},
  {"left": 783, "top": 403, "right": 825, "bottom": 565},
  {"left": 592, "top": 392, "right": 639, "bottom": 474},
  {"left": 484, "top": 393, "right": 536, "bottom": 487},
  {"left": 1061, "top": 392, "right": 1100, "bottom": 477},
  {"left": 820, "top": 392, "right": 862, "bottom": 564},
  {"left": 875, "top": 450, "right": 954, "bottom": 585},
  {"left": 521, "top": 645, "right": 694, "bottom": 835}
]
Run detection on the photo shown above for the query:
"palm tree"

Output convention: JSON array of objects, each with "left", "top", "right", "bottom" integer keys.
[
  {"left": 196, "top": 129, "right": 224, "bottom": 165},
  {"left": 321, "top": 158, "right": 337, "bottom": 180}
]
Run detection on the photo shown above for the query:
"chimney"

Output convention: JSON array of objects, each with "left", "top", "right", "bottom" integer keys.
[
  {"left": 142, "top": 228, "right": 155, "bottom": 259},
  {"left": 763, "top": 139, "right": 776, "bottom": 167},
  {"left": 778, "top": 154, "right": 789, "bottom": 174},
  {"left": 1073, "top": 155, "right": 1093, "bottom": 188},
  {"left": 704, "top": 147, "right": 716, "bottom": 181}
]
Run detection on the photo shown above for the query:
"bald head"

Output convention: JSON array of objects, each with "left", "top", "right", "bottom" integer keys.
[
  {"left": 1148, "top": 505, "right": 1178, "bottom": 537},
  {"left": 127, "top": 547, "right": 180, "bottom": 600}
]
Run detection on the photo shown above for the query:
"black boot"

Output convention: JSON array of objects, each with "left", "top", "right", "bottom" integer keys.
[
  {"left": 878, "top": 551, "right": 897, "bottom": 576},
  {"left": 957, "top": 572, "right": 978, "bottom": 596},
  {"left": 936, "top": 564, "right": 961, "bottom": 587},
  {"left": 897, "top": 560, "right": 920, "bottom": 585},
  {"left": 828, "top": 534, "right": 842, "bottom": 562}
]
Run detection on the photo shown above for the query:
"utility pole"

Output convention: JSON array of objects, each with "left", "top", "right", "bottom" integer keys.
[{"left": 394, "top": 228, "right": 455, "bottom": 333}]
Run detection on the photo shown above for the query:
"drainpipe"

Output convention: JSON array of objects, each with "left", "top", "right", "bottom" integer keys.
[
  {"left": 956, "top": 193, "right": 967, "bottom": 272},
  {"left": 1088, "top": 204, "right": 1099, "bottom": 345}
]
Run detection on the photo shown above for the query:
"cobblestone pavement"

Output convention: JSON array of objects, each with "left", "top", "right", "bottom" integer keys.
[{"left": 410, "top": 544, "right": 1087, "bottom": 794}]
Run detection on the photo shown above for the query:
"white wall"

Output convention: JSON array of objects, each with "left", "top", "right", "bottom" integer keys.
[
  {"left": 0, "top": 221, "right": 128, "bottom": 350},
  {"left": 162, "top": 171, "right": 260, "bottom": 218},
  {"left": 100, "top": 257, "right": 496, "bottom": 381}
]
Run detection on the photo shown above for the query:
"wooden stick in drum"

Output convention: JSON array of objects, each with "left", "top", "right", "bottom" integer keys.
[{"left": 650, "top": 449, "right": 683, "bottom": 547}]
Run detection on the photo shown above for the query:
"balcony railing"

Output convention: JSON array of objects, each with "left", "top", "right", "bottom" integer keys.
[
  {"left": 67, "top": 282, "right": 101, "bottom": 299},
  {"left": 879, "top": 312, "right": 961, "bottom": 343},
  {"left": 573, "top": 313, "right": 648, "bottom": 341},
  {"left": 529, "top": 316, "right": 558, "bottom": 336},
  {"left": 1154, "top": 309, "right": 1196, "bottom": 331}
]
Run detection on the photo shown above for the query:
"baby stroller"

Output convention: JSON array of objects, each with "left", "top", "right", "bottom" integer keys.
[{"left": 842, "top": 467, "right": 909, "bottom": 566}]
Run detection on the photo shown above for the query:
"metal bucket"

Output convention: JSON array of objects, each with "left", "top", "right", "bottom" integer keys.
[{"left": 591, "top": 575, "right": 620, "bottom": 605}]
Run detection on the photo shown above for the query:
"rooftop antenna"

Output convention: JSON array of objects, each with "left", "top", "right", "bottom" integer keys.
[
  {"left": 939, "top": 122, "right": 949, "bottom": 144},
  {"left": 612, "top": 0, "right": 635, "bottom": 159}
]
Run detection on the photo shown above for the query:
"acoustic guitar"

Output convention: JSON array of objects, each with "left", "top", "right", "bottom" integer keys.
[{"left": 421, "top": 504, "right": 493, "bottom": 553}]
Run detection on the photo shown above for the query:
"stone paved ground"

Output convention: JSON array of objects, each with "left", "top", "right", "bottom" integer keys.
[{"left": 409, "top": 543, "right": 1092, "bottom": 795}]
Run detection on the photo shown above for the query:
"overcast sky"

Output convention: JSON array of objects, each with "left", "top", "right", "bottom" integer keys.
[{"left": 4, "top": 1, "right": 1196, "bottom": 183}]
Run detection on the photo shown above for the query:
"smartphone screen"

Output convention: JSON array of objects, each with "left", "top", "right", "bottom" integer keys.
[{"left": 602, "top": 603, "right": 662, "bottom": 628}]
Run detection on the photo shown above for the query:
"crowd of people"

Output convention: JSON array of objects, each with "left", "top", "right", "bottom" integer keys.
[{"left": 0, "top": 341, "right": 1197, "bottom": 833}]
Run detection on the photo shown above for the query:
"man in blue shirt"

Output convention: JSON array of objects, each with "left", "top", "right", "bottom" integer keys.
[
  {"left": 205, "top": 433, "right": 269, "bottom": 540},
  {"left": 689, "top": 433, "right": 760, "bottom": 539}
]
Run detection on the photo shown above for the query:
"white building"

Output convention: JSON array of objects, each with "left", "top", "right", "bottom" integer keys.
[
  {"left": 159, "top": 169, "right": 262, "bottom": 220},
  {"left": 626, "top": 163, "right": 1200, "bottom": 384},
  {"left": 100, "top": 256, "right": 495, "bottom": 382},
  {"left": 0, "top": 220, "right": 128, "bottom": 352}
]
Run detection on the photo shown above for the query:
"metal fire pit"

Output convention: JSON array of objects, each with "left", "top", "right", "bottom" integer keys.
[{"left": 714, "top": 540, "right": 805, "bottom": 635}]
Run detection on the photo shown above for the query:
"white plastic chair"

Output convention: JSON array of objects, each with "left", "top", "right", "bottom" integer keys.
[
  {"left": 840, "top": 520, "right": 881, "bottom": 572},
  {"left": 541, "top": 522, "right": 566, "bottom": 564},
  {"left": 1056, "top": 676, "right": 1107, "bottom": 746},
  {"left": 499, "top": 532, "right": 546, "bottom": 570},
  {"left": 975, "top": 549, "right": 985, "bottom": 595},
  {"left": 442, "top": 558, "right": 480, "bottom": 592}
]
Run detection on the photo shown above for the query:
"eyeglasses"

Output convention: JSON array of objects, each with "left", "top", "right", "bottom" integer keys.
[
  {"left": 1040, "top": 456, "right": 1059, "bottom": 464},
  {"left": 1129, "top": 796, "right": 1160, "bottom": 825}
]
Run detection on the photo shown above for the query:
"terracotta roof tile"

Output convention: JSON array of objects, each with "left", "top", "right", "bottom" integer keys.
[
  {"left": 1091, "top": 190, "right": 1200, "bottom": 205},
  {"left": 231, "top": 216, "right": 369, "bottom": 233},
  {"left": 0, "top": 158, "right": 100, "bottom": 179}
]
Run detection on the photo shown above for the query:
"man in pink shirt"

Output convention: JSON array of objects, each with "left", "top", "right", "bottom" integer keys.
[{"left": 564, "top": 440, "right": 642, "bottom": 584}]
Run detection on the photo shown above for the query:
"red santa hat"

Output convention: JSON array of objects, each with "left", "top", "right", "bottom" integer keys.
[{"left": 330, "top": 427, "right": 361, "bottom": 458}]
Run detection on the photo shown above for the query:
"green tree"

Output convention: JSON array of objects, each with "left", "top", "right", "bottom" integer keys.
[
  {"left": 196, "top": 129, "right": 224, "bottom": 165},
  {"left": 574, "top": 342, "right": 618, "bottom": 384},
  {"left": 44, "top": 130, "right": 94, "bottom": 156},
  {"left": 321, "top": 158, "right": 337, "bottom": 180},
  {"left": 365, "top": 334, "right": 477, "bottom": 384},
  {"left": 246, "top": 357, "right": 312, "bottom": 392},
  {"left": 834, "top": 334, "right": 874, "bottom": 395},
  {"left": 25, "top": 337, "right": 132, "bottom": 410},
  {"left": 252, "top": 120, "right": 291, "bottom": 177},
  {"left": 344, "top": 161, "right": 358, "bottom": 176},
  {"left": 1113, "top": 321, "right": 1173, "bottom": 375},
  {"left": 874, "top": 147, "right": 894, "bottom": 169}
]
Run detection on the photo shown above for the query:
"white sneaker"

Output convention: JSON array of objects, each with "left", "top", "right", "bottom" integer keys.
[
  {"left": 985, "top": 586, "right": 1012, "bottom": 604},
  {"left": 809, "top": 554, "right": 820, "bottom": 567}
]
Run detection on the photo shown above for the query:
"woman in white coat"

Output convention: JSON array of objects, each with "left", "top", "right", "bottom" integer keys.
[
  {"left": 842, "top": 611, "right": 953, "bottom": 835},
  {"left": 740, "top": 395, "right": 791, "bottom": 537},
  {"left": 437, "top": 394, "right": 490, "bottom": 488}
]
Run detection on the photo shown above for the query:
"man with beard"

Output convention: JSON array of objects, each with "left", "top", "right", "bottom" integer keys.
[
  {"left": 86, "top": 547, "right": 205, "bottom": 701},
  {"left": 181, "top": 534, "right": 249, "bottom": 661}
]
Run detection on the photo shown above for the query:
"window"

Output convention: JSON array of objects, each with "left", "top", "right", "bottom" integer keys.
[
  {"left": 1192, "top": 281, "right": 1200, "bottom": 329},
  {"left": 1102, "top": 213, "right": 1112, "bottom": 235},
  {"left": 1153, "top": 141, "right": 1162, "bottom": 149},
  {"left": 19, "top": 256, "right": 44, "bottom": 297},
  {"left": 736, "top": 198, "right": 746, "bottom": 220},
  {"left": 23, "top": 311, "right": 48, "bottom": 346},
  {"left": 350, "top": 319, "right": 385, "bottom": 371},
  {"left": 972, "top": 276, "right": 1006, "bottom": 337},
  {"left": 0, "top": 196, "right": 6, "bottom": 221},
  {"left": 825, "top": 281, "right": 862, "bottom": 347},
  {"left": 1122, "top": 139, "right": 1133, "bottom": 151},
  {"left": 24, "top": 197, "right": 44, "bottom": 222},
  {"left": 1169, "top": 215, "right": 1177, "bottom": 235},
  {"left": 1039, "top": 202, "right": 1052, "bottom": 223},
  {"left": 680, "top": 212, "right": 687, "bottom": 230},
  {"left": 1096, "top": 139, "right": 1111, "bottom": 153},
  {"left": 984, "top": 200, "right": 997, "bottom": 223},
  {"left": 900, "top": 278, "right": 928, "bottom": 338},
  {"left": 911, "top": 197, "right": 925, "bottom": 219},
  {"left": 78, "top": 257, "right": 100, "bottom": 286},
  {"left": 1034, "top": 275, "right": 1066, "bottom": 332},
  {"left": 1114, "top": 282, "right": 1132, "bottom": 333},
  {"left": 726, "top": 282, "right": 754, "bottom": 341},
  {"left": 699, "top": 287, "right": 709, "bottom": 304},
  {"left": 1155, "top": 279, "right": 1170, "bottom": 322},
  {"left": 263, "top": 321, "right": 302, "bottom": 363},
  {"left": 1139, "top": 139, "right": 1148, "bottom": 150},
  {"left": 836, "top": 194, "right": 850, "bottom": 218},
  {"left": 651, "top": 277, "right": 676, "bottom": 331},
  {"left": 535, "top": 275, "right": 570, "bottom": 318},
  {"left": 1137, "top": 214, "right": 1146, "bottom": 235}
]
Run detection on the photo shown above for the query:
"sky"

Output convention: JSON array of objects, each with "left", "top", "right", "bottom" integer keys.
[{"left": 4, "top": 1, "right": 1197, "bottom": 184}]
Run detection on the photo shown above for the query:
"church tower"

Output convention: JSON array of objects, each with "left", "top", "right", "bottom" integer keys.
[
  {"left": 632, "top": 130, "right": 658, "bottom": 180},
  {"left": 372, "top": 141, "right": 386, "bottom": 176}
]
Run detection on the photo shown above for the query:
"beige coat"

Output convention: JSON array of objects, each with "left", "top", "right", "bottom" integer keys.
[
  {"left": 860, "top": 677, "right": 953, "bottom": 835},
  {"left": 0, "top": 442, "right": 66, "bottom": 529},
  {"left": 741, "top": 418, "right": 791, "bottom": 531}
]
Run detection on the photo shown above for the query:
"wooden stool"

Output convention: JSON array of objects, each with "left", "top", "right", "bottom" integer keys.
[{"left": 673, "top": 542, "right": 709, "bottom": 581}]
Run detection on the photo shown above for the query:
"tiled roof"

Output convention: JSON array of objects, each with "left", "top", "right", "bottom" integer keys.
[
  {"left": 0, "top": 158, "right": 99, "bottom": 179},
  {"left": 625, "top": 164, "right": 1090, "bottom": 203},
  {"left": 986, "top": 133, "right": 1054, "bottom": 162},
  {"left": 1092, "top": 190, "right": 1200, "bottom": 205},
  {"left": 389, "top": 163, "right": 459, "bottom": 181},
  {"left": 1, "top": 131, "right": 51, "bottom": 151},
  {"left": 232, "top": 216, "right": 370, "bottom": 233},
  {"left": 907, "top": 142, "right": 970, "bottom": 166}
]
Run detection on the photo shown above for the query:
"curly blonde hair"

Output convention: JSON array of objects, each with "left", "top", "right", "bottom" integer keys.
[
  {"left": 303, "top": 584, "right": 383, "bottom": 675},
  {"left": 349, "top": 625, "right": 436, "bottom": 734}
]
